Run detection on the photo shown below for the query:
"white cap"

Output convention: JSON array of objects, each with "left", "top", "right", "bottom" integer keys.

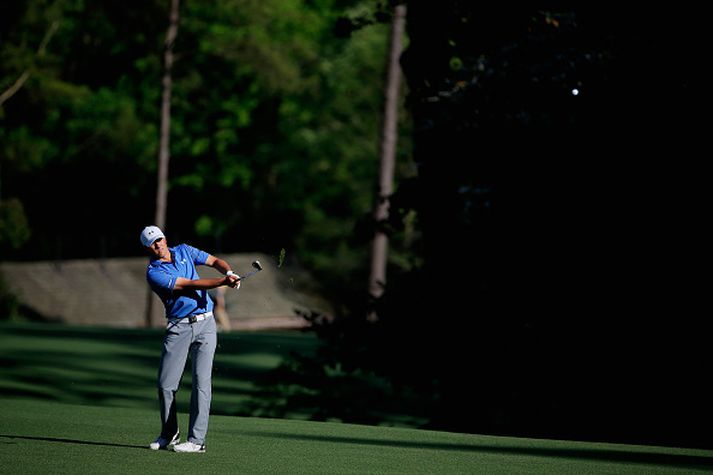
[{"left": 140, "top": 225, "right": 165, "bottom": 247}]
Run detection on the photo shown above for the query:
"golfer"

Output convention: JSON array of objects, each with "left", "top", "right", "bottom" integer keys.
[{"left": 141, "top": 225, "right": 240, "bottom": 453}]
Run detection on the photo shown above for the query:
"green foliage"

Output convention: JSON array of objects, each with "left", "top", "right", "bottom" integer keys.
[
  {"left": 0, "top": 198, "right": 31, "bottom": 249},
  {"left": 0, "top": 126, "right": 56, "bottom": 171},
  {"left": 0, "top": 0, "right": 415, "bottom": 299}
]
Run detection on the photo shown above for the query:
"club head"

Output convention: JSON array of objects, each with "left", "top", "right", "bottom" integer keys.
[{"left": 252, "top": 260, "right": 263, "bottom": 271}]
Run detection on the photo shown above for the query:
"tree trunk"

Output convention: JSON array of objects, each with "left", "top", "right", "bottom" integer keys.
[
  {"left": 146, "top": 0, "right": 180, "bottom": 328},
  {"left": 367, "top": 3, "right": 406, "bottom": 320}
]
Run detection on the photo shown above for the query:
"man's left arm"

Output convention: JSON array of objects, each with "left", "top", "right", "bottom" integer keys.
[{"left": 205, "top": 255, "right": 240, "bottom": 286}]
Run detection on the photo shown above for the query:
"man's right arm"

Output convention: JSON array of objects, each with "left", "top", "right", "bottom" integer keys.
[{"left": 173, "top": 276, "right": 236, "bottom": 291}]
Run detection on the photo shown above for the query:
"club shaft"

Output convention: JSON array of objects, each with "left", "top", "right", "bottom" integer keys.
[{"left": 238, "top": 269, "right": 259, "bottom": 280}]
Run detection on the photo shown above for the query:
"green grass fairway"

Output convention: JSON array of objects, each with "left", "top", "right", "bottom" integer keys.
[
  {"left": 2, "top": 322, "right": 713, "bottom": 473},
  {"left": 2, "top": 399, "right": 713, "bottom": 474}
]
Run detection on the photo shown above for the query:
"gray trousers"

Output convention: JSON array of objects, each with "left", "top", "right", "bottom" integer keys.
[{"left": 158, "top": 316, "right": 217, "bottom": 445}]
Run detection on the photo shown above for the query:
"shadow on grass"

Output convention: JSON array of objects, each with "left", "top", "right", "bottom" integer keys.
[
  {"left": 0, "top": 322, "right": 319, "bottom": 416},
  {"left": 1, "top": 323, "right": 164, "bottom": 346},
  {"left": 0, "top": 434, "right": 145, "bottom": 450},
  {"left": 243, "top": 431, "right": 713, "bottom": 469},
  {"left": 0, "top": 347, "right": 159, "bottom": 408}
]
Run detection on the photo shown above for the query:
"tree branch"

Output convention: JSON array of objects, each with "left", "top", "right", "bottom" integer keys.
[{"left": 0, "top": 20, "right": 60, "bottom": 107}]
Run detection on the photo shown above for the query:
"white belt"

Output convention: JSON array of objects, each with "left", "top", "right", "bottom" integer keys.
[
  {"left": 169, "top": 311, "right": 213, "bottom": 324},
  {"left": 188, "top": 311, "right": 213, "bottom": 323}
]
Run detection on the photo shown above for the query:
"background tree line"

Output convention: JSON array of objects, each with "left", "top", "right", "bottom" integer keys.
[
  {"left": 0, "top": 0, "right": 414, "bottom": 303},
  {"left": 2, "top": 1, "right": 709, "bottom": 447}
]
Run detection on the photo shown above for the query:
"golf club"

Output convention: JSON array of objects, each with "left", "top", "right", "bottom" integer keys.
[{"left": 237, "top": 260, "right": 263, "bottom": 281}]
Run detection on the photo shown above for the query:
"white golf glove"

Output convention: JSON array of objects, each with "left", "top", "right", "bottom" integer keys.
[{"left": 226, "top": 271, "right": 241, "bottom": 290}]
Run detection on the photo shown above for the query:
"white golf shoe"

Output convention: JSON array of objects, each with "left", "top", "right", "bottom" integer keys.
[
  {"left": 149, "top": 431, "right": 180, "bottom": 450},
  {"left": 173, "top": 441, "right": 206, "bottom": 453}
]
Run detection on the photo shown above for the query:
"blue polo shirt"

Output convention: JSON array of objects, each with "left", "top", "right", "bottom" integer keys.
[{"left": 146, "top": 243, "right": 215, "bottom": 319}]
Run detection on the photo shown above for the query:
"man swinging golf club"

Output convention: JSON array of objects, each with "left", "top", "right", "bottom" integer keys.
[{"left": 141, "top": 225, "right": 240, "bottom": 453}]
